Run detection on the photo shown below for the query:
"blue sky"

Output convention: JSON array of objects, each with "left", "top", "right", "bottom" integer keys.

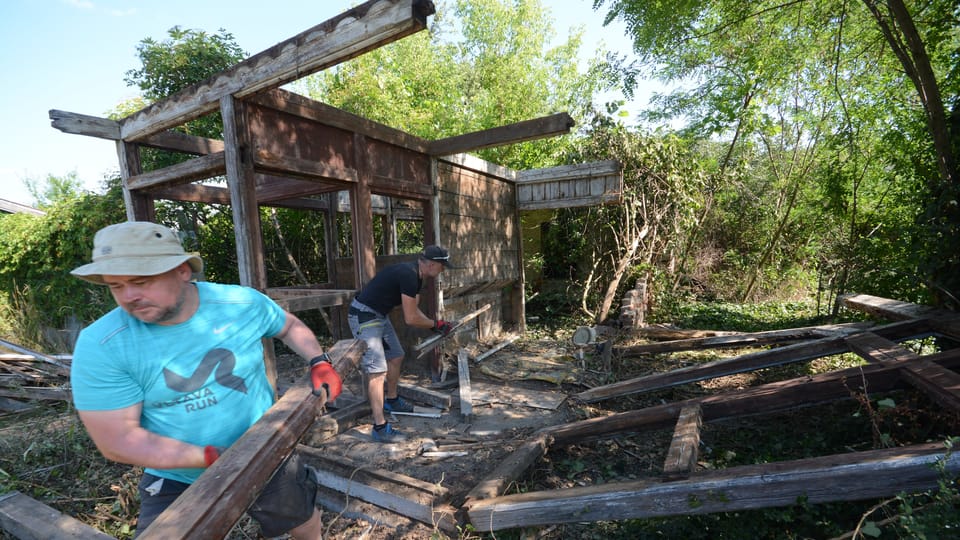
[{"left": 0, "top": 0, "right": 648, "bottom": 205}]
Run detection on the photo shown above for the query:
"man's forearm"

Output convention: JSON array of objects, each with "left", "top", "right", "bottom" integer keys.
[{"left": 94, "top": 428, "right": 207, "bottom": 469}]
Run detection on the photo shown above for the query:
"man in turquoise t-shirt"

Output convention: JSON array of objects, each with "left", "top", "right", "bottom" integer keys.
[{"left": 70, "top": 221, "right": 342, "bottom": 539}]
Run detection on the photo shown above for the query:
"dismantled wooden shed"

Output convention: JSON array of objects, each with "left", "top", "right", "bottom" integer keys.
[{"left": 48, "top": 0, "right": 623, "bottom": 380}]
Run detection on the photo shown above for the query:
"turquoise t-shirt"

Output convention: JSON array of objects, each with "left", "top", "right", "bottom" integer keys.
[{"left": 71, "top": 282, "right": 287, "bottom": 484}]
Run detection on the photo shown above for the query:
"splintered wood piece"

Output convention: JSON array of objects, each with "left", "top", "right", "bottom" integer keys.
[
  {"left": 662, "top": 403, "right": 702, "bottom": 481},
  {"left": 458, "top": 349, "right": 473, "bottom": 418},
  {"left": 138, "top": 338, "right": 364, "bottom": 539},
  {"left": 398, "top": 382, "right": 453, "bottom": 409},
  {"left": 414, "top": 303, "right": 492, "bottom": 357}
]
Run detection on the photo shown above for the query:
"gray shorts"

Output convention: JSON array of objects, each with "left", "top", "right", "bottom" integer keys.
[
  {"left": 135, "top": 453, "right": 316, "bottom": 538},
  {"left": 348, "top": 300, "right": 405, "bottom": 373}
]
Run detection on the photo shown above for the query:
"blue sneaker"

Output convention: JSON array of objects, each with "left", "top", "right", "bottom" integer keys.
[
  {"left": 383, "top": 396, "right": 414, "bottom": 413},
  {"left": 371, "top": 423, "right": 408, "bottom": 443}
]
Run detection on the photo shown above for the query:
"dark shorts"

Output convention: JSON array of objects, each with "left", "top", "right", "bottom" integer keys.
[{"left": 134, "top": 453, "right": 316, "bottom": 538}]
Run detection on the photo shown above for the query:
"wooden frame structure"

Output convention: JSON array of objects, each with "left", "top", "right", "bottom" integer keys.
[{"left": 49, "top": 0, "right": 622, "bottom": 381}]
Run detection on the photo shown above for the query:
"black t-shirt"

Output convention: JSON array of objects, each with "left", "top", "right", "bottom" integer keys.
[{"left": 355, "top": 262, "right": 422, "bottom": 316}]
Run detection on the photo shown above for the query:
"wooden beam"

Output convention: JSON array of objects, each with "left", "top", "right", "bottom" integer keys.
[
  {"left": 296, "top": 446, "right": 458, "bottom": 533},
  {"left": 254, "top": 149, "right": 358, "bottom": 184},
  {"left": 138, "top": 339, "right": 365, "bottom": 539},
  {"left": 574, "top": 318, "right": 935, "bottom": 403},
  {"left": 398, "top": 382, "right": 453, "bottom": 409},
  {"left": 119, "top": 0, "right": 435, "bottom": 141},
  {"left": 148, "top": 183, "right": 232, "bottom": 204},
  {"left": 466, "top": 442, "right": 960, "bottom": 531},
  {"left": 845, "top": 332, "right": 921, "bottom": 364},
  {"left": 662, "top": 404, "right": 702, "bottom": 481},
  {"left": 140, "top": 130, "right": 225, "bottom": 155},
  {"left": 428, "top": 112, "right": 574, "bottom": 156},
  {"left": 48, "top": 110, "right": 120, "bottom": 139},
  {"left": 845, "top": 332, "right": 960, "bottom": 412},
  {"left": 619, "top": 323, "right": 872, "bottom": 356},
  {"left": 125, "top": 152, "right": 226, "bottom": 191},
  {"left": 0, "top": 491, "right": 114, "bottom": 540},
  {"left": 249, "top": 88, "right": 431, "bottom": 154},
  {"left": 461, "top": 434, "right": 552, "bottom": 510},
  {"left": 840, "top": 293, "right": 946, "bottom": 321},
  {"left": 49, "top": 110, "right": 225, "bottom": 156}
]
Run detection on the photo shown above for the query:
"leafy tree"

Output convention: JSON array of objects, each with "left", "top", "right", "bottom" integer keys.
[
  {"left": 564, "top": 114, "right": 708, "bottom": 321},
  {"left": 0, "top": 180, "right": 126, "bottom": 345},
  {"left": 594, "top": 0, "right": 960, "bottom": 307},
  {"left": 24, "top": 171, "right": 86, "bottom": 208},
  {"left": 298, "top": 0, "right": 619, "bottom": 170}
]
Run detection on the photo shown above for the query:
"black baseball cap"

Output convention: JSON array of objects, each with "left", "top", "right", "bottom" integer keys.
[{"left": 422, "top": 245, "right": 453, "bottom": 268}]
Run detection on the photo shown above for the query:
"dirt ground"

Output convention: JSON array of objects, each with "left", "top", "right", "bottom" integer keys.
[{"left": 273, "top": 336, "right": 585, "bottom": 539}]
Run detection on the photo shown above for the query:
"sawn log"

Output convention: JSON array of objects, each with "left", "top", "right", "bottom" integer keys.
[{"left": 139, "top": 338, "right": 365, "bottom": 539}]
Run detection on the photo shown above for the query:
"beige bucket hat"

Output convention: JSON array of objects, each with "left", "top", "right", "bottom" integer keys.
[{"left": 71, "top": 221, "right": 203, "bottom": 285}]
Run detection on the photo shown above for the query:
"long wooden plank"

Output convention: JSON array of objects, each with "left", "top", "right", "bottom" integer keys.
[
  {"left": 840, "top": 293, "right": 946, "bottom": 321},
  {"left": 466, "top": 442, "right": 960, "bottom": 531},
  {"left": 296, "top": 446, "right": 458, "bottom": 532},
  {"left": 845, "top": 332, "right": 921, "bottom": 363},
  {"left": 619, "top": 323, "right": 872, "bottom": 356},
  {"left": 119, "top": 0, "right": 434, "bottom": 141},
  {"left": 428, "top": 113, "right": 574, "bottom": 156},
  {"left": 662, "top": 403, "right": 702, "bottom": 481},
  {"left": 0, "top": 491, "right": 114, "bottom": 540},
  {"left": 574, "top": 318, "right": 934, "bottom": 403},
  {"left": 139, "top": 338, "right": 365, "bottom": 539}
]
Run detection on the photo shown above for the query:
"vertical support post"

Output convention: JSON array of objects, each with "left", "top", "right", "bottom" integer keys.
[
  {"left": 221, "top": 95, "right": 276, "bottom": 392},
  {"left": 426, "top": 158, "right": 442, "bottom": 379},
  {"left": 512, "top": 181, "right": 526, "bottom": 334},
  {"left": 115, "top": 140, "right": 155, "bottom": 222},
  {"left": 351, "top": 133, "right": 376, "bottom": 288}
]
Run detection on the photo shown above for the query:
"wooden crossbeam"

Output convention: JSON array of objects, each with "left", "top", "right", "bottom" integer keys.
[
  {"left": 428, "top": 113, "right": 574, "bottom": 156},
  {"left": 139, "top": 338, "right": 365, "bottom": 539},
  {"left": 662, "top": 403, "right": 702, "bottom": 481}
]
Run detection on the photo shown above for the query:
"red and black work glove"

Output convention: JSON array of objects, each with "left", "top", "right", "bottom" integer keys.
[
  {"left": 310, "top": 353, "right": 342, "bottom": 402},
  {"left": 203, "top": 445, "right": 226, "bottom": 467},
  {"left": 433, "top": 319, "right": 454, "bottom": 336}
]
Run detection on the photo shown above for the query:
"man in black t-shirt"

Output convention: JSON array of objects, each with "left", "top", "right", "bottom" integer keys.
[{"left": 348, "top": 245, "right": 454, "bottom": 442}]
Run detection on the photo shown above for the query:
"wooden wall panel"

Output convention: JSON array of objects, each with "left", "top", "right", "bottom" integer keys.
[{"left": 436, "top": 161, "right": 521, "bottom": 331}]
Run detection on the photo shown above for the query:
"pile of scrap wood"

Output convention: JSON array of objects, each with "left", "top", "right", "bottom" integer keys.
[{"left": 0, "top": 338, "right": 71, "bottom": 413}]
